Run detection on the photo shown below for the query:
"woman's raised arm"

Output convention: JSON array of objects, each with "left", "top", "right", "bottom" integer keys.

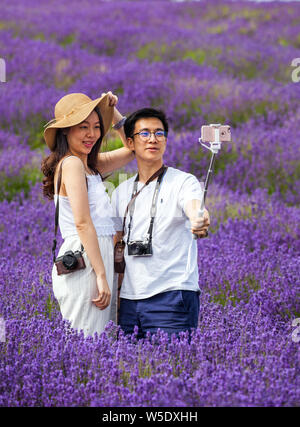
[{"left": 97, "top": 94, "right": 135, "bottom": 174}]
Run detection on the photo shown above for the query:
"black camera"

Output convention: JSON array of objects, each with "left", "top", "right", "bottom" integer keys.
[
  {"left": 127, "top": 240, "right": 153, "bottom": 257},
  {"left": 55, "top": 249, "right": 86, "bottom": 276},
  {"left": 62, "top": 250, "right": 80, "bottom": 270}
]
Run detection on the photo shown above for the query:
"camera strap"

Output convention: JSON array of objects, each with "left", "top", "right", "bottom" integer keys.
[
  {"left": 52, "top": 157, "right": 88, "bottom": 262},
  {"left": 124, "top": 165, "right": 168, "bottom": 245}
]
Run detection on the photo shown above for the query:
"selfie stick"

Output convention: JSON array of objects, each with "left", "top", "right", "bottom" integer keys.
[{"left": 192, "top": 124, "right": 222, "bottom": 239}]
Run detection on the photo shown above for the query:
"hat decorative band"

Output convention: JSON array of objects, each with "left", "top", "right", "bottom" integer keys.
[{"left": 43, "top": 104, "right": 90, "bottom": 129}]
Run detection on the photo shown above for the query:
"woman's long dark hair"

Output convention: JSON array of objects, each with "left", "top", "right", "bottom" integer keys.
[{"left": 41, "top": 106, "right": 105, "bottom": 200}]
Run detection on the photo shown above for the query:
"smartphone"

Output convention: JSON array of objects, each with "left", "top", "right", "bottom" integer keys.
[{"left": 201, "top": 125, "right": 231, "bottom": 142}]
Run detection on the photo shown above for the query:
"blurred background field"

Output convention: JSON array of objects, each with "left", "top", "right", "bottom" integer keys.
[{"left": 0, "top": 0, "right": 299, "bottom": 407}]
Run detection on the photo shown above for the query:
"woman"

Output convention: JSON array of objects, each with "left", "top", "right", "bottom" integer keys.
[{"left": 41, "top": 91, "right": 134, "bottom": 337}]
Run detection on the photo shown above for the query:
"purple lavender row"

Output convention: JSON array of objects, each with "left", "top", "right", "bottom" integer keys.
[{"left": 0, "top": 184, "right": 298, "bottom": 406}]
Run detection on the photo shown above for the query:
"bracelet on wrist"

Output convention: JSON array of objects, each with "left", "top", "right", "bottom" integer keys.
[{"left": 112, "top": 116, "right": 127, "bottom": 130}]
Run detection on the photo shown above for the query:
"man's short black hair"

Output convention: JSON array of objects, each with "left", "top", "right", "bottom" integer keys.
[{"left": 124, "top": 108, "right": 169, "bottom": 139}]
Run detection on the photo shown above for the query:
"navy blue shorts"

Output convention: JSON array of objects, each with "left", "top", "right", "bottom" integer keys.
[{"left": 119, "top": 290, "right": 200, "bottom": 339}]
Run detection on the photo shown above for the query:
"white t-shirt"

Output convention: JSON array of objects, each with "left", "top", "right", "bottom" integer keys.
[{"left": 111, "top": 167, "right": 203, "bottom": 300}]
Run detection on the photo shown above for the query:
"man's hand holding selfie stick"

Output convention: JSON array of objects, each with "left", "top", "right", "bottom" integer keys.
[
  {"left": 186, "top": 199, "right": 210, "bottom": 238},
  {"left": 191, "top": 123, "right": 231, "bottom": 240}
]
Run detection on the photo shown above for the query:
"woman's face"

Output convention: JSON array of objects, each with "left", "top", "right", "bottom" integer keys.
[{"left": 65, "top": 110, "right": 101, "bottom": 157}]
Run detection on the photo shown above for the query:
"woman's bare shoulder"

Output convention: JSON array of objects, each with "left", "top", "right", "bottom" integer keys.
[
  {"left": 54, "top": 156, "right": 85, "bottom": 195},
  {"left": 61, "top": 155, "right": 84, "bottom": 170}
]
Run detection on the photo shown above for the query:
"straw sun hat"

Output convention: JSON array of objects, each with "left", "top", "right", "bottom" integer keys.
[{"left": 44, "top": 93, "right": 114, "bottom": 151}]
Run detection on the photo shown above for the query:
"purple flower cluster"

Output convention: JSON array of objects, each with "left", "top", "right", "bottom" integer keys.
[{"left": 0, "top": 0, "right": 299, "bottom": 407}]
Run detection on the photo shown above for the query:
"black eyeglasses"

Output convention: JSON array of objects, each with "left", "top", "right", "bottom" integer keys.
[{"left": 132, "top": 130, "right": 167, "bottom": 142}]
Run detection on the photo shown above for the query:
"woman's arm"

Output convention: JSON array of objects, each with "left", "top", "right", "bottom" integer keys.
[
  {"left": 98, "top": 146, "right": 135, "bottom": 175},
  {"left": 97, "top": 94, "right": 135, "bottom": 174},
  {"left": 62, "top": 157, "right": 111, "bottom": 309}
]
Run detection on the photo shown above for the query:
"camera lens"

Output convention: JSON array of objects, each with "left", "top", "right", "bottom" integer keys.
[
  {"left": 62, "top": 251, "right": 78, "bottom": 270},
  {"left": 129, "top": 241, "right": 147, "bottom": 256},
  {"left": 130, "top": 242, "right": 143, "bottom": 255}
]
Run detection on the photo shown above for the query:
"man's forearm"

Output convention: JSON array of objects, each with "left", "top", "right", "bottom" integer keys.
[
  {"left": 185, "top": 199, "right": 210, "bottom": 235},
  {"left": 185, "top": 199, "right": 203, "bottom": 220}
]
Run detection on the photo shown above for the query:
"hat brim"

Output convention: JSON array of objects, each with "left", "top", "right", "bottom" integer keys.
[{"left": 44, "top": 93, "right": 114, "bottom": 151}]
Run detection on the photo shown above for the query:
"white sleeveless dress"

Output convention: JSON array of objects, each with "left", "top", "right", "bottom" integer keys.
[{"left": 52, "top": 158, "right": 117, "bottom": 338}]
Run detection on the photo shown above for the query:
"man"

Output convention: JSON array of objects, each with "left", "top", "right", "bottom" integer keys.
[{"left": 111, "top": 108, "right": 210, "bottom": 339}]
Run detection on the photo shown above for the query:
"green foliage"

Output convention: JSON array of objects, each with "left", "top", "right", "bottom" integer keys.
[
  {"left": 136, "top": 41, "right": 180, "bottom": 62},
  {"left": 137, "top": 42, "right": 164, "bottom": 61},
  {"left": 33, "top": 32, "right": 46, "bottom": 41},
  {"left": 231, "top": 8, "right": 272, "bottom": 22},
  {"left": 182, "top": 49, "right": 206, "bottom": 65},
  {"left": 45, "top": 291, "right": 58, "bottom": 320},
  {"left": 207, "top": 24, "right": 228, "bottom": 35},
  {"left": 203, "top": 5, "right": 231, "bottom": 20},
  {"left": 174, "top": 96, "right": 203, "bottom": 130},
  {"left": 28, "top": 124, "right": 46, "bottom": 150},
  {"left": 0, "top": 167, "right": 42, "bottom": 202},
  {"left": 208, "top": 199, "right": 260, "bottom": 234},
  {"left": 0, "top": 113, "right": 48, "bottom": 150},
  {"left": 101, "top": 136, "right": 135, "bottom": 196},
  {"left": 101, "top": 135, "right": 124, "bottom": 152},
  {"left": 59, "top": 33, "right": 76, "bottom": 47},
  {"left": 278, "top": 37, "right": 289, "bottom": 47},
  {"left": 265, "top": 162, "right": 300, "bottom": 199},
  {"left": 138, "top": 355, "right": 152, "bottom": 379},
  {"left": 212, "top": 275, "right": 261, "bottom": 307},
  {"left": 0, "top": 20, "right": 15, "bottom": 31}
]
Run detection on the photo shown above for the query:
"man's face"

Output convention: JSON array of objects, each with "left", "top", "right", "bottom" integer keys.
[{"left": 128, "top": 117, "right": 167, "bottom": 162}]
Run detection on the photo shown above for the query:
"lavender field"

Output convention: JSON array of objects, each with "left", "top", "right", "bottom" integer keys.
[{"left": 0, "top": 0, "right": 299, "bottom": 407}]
